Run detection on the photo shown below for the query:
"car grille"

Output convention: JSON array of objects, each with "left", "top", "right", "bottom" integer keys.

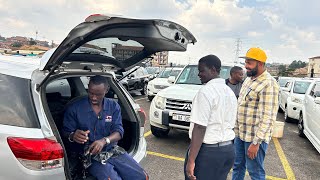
[
  {"left": 154, "top": 85, "right": 169, "bottom": 89},
  {"left": 165, "top": 98, "right": 192, "bottom": 112}
]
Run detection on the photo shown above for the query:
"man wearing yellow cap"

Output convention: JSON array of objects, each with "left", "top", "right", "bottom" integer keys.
[{"left": 232, "top": 47, "right": 279, "bottom": 180}]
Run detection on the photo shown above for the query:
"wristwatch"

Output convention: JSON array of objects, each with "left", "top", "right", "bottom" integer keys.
[
  {"left": 68, "top": 132, "right": 74, "bottom": 142},
  {"left": 252, "top": 139, "right": 262, "bottom": 145},
  {"left": 104, "top": 137, "right": 111, "bottom": 144}
]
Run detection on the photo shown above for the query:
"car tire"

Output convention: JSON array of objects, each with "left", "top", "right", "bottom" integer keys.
[
  {"left": 147, "top": 95, "right": 154, "bottom": 101},
  {"left": 298, "top": 113, "right": 305, "bottom": 138},
  {"left": 284, "top": 106, "right": 292, "bottom": 122},
  {"left": 141, "top": 83, "right": 147, "bottom": 95},
  {"left": 151, "top": 125, "right": 169, "bottom": 138}
]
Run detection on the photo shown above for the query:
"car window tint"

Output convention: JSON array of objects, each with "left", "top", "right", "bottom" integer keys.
[
  {"left": 293, "top": 81, "right": 311, "bottom": 94},
  {"left": 311, "top": 82, "right": 320, "bottom": 97},
  {"left": 0, "top": 74, "right": 40, "bottom": 128}
]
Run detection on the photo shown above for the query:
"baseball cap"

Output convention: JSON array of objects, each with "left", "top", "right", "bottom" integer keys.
[{"left": 239, "top": 47, "right": 267, "bottom": 63}]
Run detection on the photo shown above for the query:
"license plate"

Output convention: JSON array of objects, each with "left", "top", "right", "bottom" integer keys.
[{"left": 172, "top": 114, "right": 190, "bottom": 122}]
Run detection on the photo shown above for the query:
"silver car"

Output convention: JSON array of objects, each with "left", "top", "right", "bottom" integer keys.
[{"left": 0, "top": 14, "right": 196, "bottom": 179}]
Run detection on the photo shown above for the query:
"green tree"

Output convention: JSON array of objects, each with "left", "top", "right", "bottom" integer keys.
[
  {"left": 11, "top": 42, "right": 22, "bottom": 48},
  {"left": 288, "top": 60, "right": 307, "bottom": 69},
  {"left": 29, "top": 40, "right": 37, "bottom": 45},
  {"left": 278, "top": 65, "right": 288, "bottom": 76}
]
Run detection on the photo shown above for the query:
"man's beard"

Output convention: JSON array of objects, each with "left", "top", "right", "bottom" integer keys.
[{"left": 246, "top": 64, "right": 258, "bottom": 77}]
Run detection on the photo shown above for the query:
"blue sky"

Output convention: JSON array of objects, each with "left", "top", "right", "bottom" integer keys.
[{"left": 0, "top": 0, "right": 319, "bottom": 64}]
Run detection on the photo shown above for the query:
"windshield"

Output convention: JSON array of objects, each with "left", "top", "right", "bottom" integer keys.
[
  {"left": 158, "top": 68, "right": 181, "bottom": 78},
  {"left": 175, "top": 65, "right": 234, "bottom": 85},
  {"left": 293, "top": 81, "right": 311, "bottom": 94},
  {"left": 146, "top": 67, "right": 160, "bottom": 74},
  {"left": 279, "top": 78, "right": 290, "bottom": 87}
]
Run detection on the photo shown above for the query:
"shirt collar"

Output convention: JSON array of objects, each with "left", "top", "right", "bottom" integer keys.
[
  {"left": 250, "top": 70, "right": 268, "bottom": 82},
  {"left": 206, "top": 78, "right": 225, "bottom": 84},
  {"left": 86, "top": 97, "right": 107, "bottom": 112}
]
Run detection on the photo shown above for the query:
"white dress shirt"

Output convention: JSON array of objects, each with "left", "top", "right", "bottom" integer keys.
[{"left": 189, "top": 78, "right": 237, "bottom": 144}]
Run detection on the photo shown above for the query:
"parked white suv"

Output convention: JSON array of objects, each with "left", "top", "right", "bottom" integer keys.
[
  {"left": 149, "top": 63, "right": 242, "bottom": 137},
  {"left": 299, "top": 79, "right": 320, "bottom": 153},
  {"left": 0, "top": 14, "right": 196, "bottom": 179},
  {"left": 280, "top": 78, "right": 313, "bottom": 122},
  {"left": 147, "top": 67, "right": 183, "bottom": 100}
]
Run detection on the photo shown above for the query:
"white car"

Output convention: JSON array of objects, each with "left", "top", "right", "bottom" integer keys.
[
  {"left": 299, "top": 79, "right": 320, "bottom": 153},
  {"left": 147, "top": 67, "right": 183, "bottom": 100},
  {"left": 280, "top": 78, "right": 313, "bottom": 122},
  {"left": 149, "top": 63, "right": 243, "bottom": 137},
  {"left": 278, "top": 77, "right": 293, "bottom": 90},
  {"left": 0, "top": 14, "right": 196, "bottom": 179}
]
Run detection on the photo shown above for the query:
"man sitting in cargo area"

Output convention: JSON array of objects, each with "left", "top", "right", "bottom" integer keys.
[{"left": 62, "top": 75, "right": 147, "bottom": 180}]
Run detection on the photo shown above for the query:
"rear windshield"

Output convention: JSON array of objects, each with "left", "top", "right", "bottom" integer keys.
[{"left": 0, "top": 74, "right": 40, "bottom": 128}]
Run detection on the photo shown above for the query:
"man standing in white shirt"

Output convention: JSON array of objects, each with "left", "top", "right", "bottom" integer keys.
[{"left": 184, "top": 55, "right": 238, "bottom": 180}]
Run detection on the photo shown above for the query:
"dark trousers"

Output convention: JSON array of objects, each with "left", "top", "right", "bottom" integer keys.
[
  {"left": 184, "top": 143, "right": 235, "bottom": 180},
  {"left": 89, "top": 153, "right": 148, "bottom": 180}
]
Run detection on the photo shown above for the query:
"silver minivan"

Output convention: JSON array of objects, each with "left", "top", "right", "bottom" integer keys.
[{"left": 0, "top": 14, "right": 196, "bottom": 179}]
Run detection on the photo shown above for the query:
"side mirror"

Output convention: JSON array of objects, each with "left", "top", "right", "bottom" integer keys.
[
  {"left": 168, "top": 76, "right": 175, "bottom": 84},
  {"left": 315, "top": 97, "right": 320, "bottom": 104}
]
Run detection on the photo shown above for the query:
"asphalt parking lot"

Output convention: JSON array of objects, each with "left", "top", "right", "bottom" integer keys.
[{"left": 130, "top": 92, "right": 320, "bottom": 180}]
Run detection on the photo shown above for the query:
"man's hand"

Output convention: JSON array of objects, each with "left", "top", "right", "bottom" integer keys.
[
  {"left": 72, "top": 130, "right": 90, "bottom": 144},
  {"left": 186, "top": 160, "right": 196, "bottom": 180},
  {"left": 247, "top": 143, "right": 259, "bottom": 160},
  {"left": 89, "top": 139, "right": 106, "bottom": 155}
]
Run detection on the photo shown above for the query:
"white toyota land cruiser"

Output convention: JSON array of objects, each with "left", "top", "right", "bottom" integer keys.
[{"left": 149, "top": 63, "right": 243, "bottom": 137}]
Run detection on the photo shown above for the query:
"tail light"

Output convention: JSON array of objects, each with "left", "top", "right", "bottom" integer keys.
[
  {"left": 137, "top": 107, "right": 147, "bottom": 127},
  {"left": 7, "top": 137, "right": 64, "bottom": 170},
  {"left": 137, "top": 107, "right": 147, "bottom": 138}
]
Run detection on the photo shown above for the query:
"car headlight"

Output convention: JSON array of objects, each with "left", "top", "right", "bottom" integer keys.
[
  {"left": 292, "top": 97, "right": 302, "bottom": 104},
  {"left": 154, "top": 96, "right": 166, "bottom": 110}
]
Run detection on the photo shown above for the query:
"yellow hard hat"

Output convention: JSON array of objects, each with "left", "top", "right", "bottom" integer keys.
[{"left": 240, "top": 47, "right": 267, "bottom": 63}]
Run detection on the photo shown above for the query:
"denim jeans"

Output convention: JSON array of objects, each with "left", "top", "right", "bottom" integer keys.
[{"left": 232, "top": 137, "right": 268, "bottom": 180}]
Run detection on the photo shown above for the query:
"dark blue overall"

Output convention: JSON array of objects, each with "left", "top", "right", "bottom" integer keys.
[{"left": 63, "top": 97, "right": 147, "bottom": 180}]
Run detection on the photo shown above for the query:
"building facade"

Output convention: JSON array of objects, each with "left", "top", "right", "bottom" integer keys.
[
  {"left": 151, "top": 51, "right": 168, "bottom": 67},
  {"left": 308, "top": 56, "right": 320, "bottom": 78},
  {"left": 111, "top": 43, "right": 143, "bottom": 61}
]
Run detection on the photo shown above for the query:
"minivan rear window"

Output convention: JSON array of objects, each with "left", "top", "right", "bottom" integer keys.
[{"left": 0, "top": 74, "right": 40, "bottom": 128}]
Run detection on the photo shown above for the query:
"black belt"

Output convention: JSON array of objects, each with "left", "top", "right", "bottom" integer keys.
[{"left": 202, "top": 140, "right": 233, "bottom": 147}]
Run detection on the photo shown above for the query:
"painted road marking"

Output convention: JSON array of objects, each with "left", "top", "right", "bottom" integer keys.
[
  {"left": 144, "top": 130, "right": 151, "bottom": 137},
  {"left": 147, "top": 151, "right": 185, "bottom": 161},
  {"left": 144, "top": 133, "right": 293, "bottom": 179},
  {"left": 273, "top": 137, "right": 296, "bottom": 180},
  {"left": 147, "top": 151, "right": 286, "bottom": 180},
  {"left": 135, "top": 97, "right": 147, "bottom": 101}
]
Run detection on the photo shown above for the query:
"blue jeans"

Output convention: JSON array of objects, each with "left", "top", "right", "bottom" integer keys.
[{"left": 232, "top": 137, "right": 268, "bottom": 180}]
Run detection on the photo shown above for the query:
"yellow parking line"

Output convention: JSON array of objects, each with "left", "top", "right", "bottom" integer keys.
[
  {"left": 147, "top": 150, "right": 286, "bottom": 179},
  {"left": 147, "top": 151, "right": 185, "bottom": 161},
  {"left": 144, "top": 130, "right": 151, "bottom": 137},
  {"left": 273, "top": 137, "right": 296, "bottom": 180}
]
